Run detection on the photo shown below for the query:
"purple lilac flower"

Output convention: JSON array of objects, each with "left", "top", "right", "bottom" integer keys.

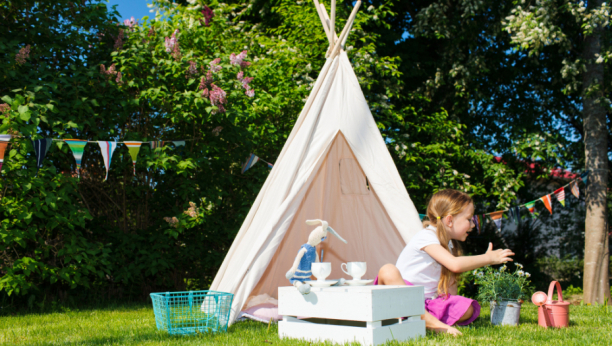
[
  {"left": 123, "top": 16, "right": 138, "bottom": 29},
  {"left": 186, "top": 61, "right": 197, "bottom": 79},
  {"left": 115, "top": 72, "right": 123, "bottom": 85},
  {"left": 209, "top": 58, "right": 222, "bottom": 72},
  {"left": 114, "top": 29, "right": 124, "bottom": 50},
  {"left": 165, "top": 29, "right": 179, "bottom": 53},
  {"left": 199, "top": 76, "right": 207, "bottom": 90},
  {"left": 15, "top": 45, "right": 31, "bottom": 65},
  {"left": 209, "top": 84, "right": 226, "bottom": 113},
  {"left": 230, "top": 50, "right": 249, "bottom": 68},
  {"left": 202, "top": 5, "right": 214, "bottom": 26},
  {"left": 201, "top": 88, "right": 209, "bottom": 97},
  {"left": 246, "top": 89, "right": 255, "bottom": 97}
]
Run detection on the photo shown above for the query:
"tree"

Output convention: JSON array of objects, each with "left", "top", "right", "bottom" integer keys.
[{"left": 503, "top": 0, "right": 611, "bottom": 304}]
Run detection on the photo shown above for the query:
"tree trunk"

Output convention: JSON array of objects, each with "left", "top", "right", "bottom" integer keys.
[{"left": 582, "top": 0, "right": 610, "bottom": 305}]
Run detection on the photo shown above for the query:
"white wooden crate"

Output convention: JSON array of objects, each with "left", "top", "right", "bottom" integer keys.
[{"left": 278, "top": 285, "right": 426, "bottom": 345}]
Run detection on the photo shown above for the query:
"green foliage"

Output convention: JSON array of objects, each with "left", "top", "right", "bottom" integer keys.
[
  {"left": 0, "top": 0, "right": 540, "bottom": 302},
  {"left": 475, "top": 263, "right": 533, "bottom": 301}
]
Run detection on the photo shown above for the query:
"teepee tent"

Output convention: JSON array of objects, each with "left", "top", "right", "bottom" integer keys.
[{"left": 210, "top": 0, "right": 423, "bottom": 324}]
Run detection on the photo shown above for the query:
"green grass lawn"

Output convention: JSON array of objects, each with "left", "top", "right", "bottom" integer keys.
[{"left": 1, "top": 302, "right": 611, "bottom": 345}]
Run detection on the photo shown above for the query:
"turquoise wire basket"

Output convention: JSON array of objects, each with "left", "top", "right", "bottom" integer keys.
[{"left": 150, "top": 290, "right": 234, "bottom": 335}]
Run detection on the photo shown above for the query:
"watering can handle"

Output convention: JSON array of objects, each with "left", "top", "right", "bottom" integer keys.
[{"left": 547, "top": 281, "right": 564, "bottom": 303}]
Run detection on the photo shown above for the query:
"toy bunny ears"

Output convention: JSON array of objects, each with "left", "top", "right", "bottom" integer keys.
[{"left": 306, "top": 219, "right": 348, "bottom": 244}]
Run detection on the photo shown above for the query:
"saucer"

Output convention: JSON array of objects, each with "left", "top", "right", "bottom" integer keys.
[
  {"left": 309, "top": 280, "right": 338, "bottom": 287},
  {"left": 344, "top": 279, "right": 374, "bottom": 286}
]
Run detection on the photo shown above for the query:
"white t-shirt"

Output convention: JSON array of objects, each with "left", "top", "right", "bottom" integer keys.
[{"left": 396, "top": 225, "right": 450, "bottom": 299}]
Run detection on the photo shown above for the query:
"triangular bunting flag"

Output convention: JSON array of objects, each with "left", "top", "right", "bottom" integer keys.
[
  {"left": 32, "top": 138, "right": 53, "bottom": 172},
  {"left": 472, "top": 215, "right": 480, "bottom": 234},
  {"left": 98, "top": 141, "right": 117, "bottom": 181},
  {"left": 490, "top": 211, "right": 504, "bottom": 230},
  {"left": 508, "top": 207, "right": 515, "bottom": 224},
  {"left": 553, "top": 187, "right": 565, "bottom": 207},
  {"left": 172, "top": 141, "right": 186, "bottom": 147},
  {"left": 267, "top": 162, "right": 274, "bottom": 169},
  {"left": 524, "top": 200, "right": 537, "bottom": 218},
  {"left": 64, "top": 139, "right": 88, "bottom": 178},
  {"left": 580, "top": 171, "right": 589, "bottom": 187},
  {"left": 540, "top": 194, "right": 553, "bottom": 215},
  {"left": 124, "top": 142, "right": 143, "bottom": 175},
  {"left": 476, "top": 215, "right": 482, "bottom": 234},
  {"left": 150, "top": 141, "right": 164, "bottom": 149},
  {"left": 241, "top": 153, "right": 259, "bottom": 174},
  {"left": 570, "top": 181, "right": 579, "bottom": 199},
  {"left": 418, "top": 214, "right": 426, "bottom": 221},
  {"left": 0, "top": 135, "right": 11, "bottom": 173}
]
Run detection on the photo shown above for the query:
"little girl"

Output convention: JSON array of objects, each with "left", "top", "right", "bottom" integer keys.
[{"left": 376, "top": 189, "right": 514, "bottom": 336}]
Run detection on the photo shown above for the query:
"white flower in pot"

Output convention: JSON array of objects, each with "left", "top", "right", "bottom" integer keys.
[{"left": 474, "top": 263, "right": 533, "bottom": 326}]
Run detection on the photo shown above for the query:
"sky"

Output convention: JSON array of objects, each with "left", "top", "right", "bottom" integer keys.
[{"left": 105, "top": 0, "right": 152, "bottom": 22}]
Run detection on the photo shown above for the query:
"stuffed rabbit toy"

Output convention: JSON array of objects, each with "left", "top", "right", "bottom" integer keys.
[{"left": 285, "top": 219, "right": 347, "bottom": 294}]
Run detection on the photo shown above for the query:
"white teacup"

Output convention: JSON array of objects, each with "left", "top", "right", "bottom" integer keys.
[
  {"left": 341, "top": 262, "right": 367, "bottom": 281},
  {"left": 311, "top": 262, "right": 332, "bottom": 281}
]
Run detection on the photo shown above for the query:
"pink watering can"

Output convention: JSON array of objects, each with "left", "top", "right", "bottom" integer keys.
[{"left": 531, "top": 281, "right": 570, "bottom": 328}]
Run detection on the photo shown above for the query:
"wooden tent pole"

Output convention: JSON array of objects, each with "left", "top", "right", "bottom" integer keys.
[
  {"left": 341, "top": 7, "right": 356, "bottom": 48},
  {"left": 312, "top": 0, "right": 333, "bottom": 45},
  {"left": 331, "top": 0, "right": 336, "bottom": 46},
  {"left": 327, "top": 0, "right": 361, "bottom": 59},
  {"left": 320, "top": 4, "right": 333, "bottom": 39}
]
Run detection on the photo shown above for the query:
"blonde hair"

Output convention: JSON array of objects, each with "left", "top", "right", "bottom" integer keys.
[{"left": 424, "top": 189, "right": 473, "bottom": 298}]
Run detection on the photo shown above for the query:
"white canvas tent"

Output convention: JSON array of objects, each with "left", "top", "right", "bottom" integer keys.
[{"left": 210, "top": 0, "right": 423, "bottom": 324}]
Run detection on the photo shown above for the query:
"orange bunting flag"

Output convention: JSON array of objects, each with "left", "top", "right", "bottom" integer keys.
[
  {"left": 570, "top": 181, "right": 579, "bottom": 199},
  {"left": 489, "top": 211, "right": 504, "bottom": 230},
  {"left": 553, "top": 187, "right": 565, "bottom": 207},
  {"left": 540, "top": 194, "right": 553, "bottom": 215}
]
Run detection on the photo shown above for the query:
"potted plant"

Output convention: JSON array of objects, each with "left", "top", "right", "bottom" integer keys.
[{"left": 474, "top": 263, "right": 532, "bottom": 326}]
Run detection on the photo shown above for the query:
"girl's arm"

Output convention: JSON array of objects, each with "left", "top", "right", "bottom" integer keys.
[{"left": 423, "top": 242, "right": 514, "bottom": 274}]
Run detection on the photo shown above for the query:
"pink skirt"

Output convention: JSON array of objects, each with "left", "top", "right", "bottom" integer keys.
[{"left": 373, "top": 276, "right": 480, "bottom": 326}]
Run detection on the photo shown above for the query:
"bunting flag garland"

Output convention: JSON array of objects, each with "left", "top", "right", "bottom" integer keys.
[
  {"left": 172, "top": 141, "right": 186, "bottom": 147},
  {"left": 0, "top": 135, "right": 10, "bottom": 172},
  {"left": 241, "top": 153, "right": 260, "bottom": 174},
  {"left": 580, "top": 171, "right": 589, "bottom": 187},
  {"left": 490, "top": 211, "right": 504, "bottom": 230},
  {"left": 64, "top": 139, "right": 88, "bottom": 177},
  {"left": 570, "top": 181, "right": 580, "bottom": 199},
  {"left": 124, "top": 142, "right": 143, "bottom": 175},
  {"left": 98, "top": 141, "right": 117, "bottom": 181},
  {"left": 553, "top": 187, "right": 566, "bottom": 207},
  {"left": 525, "top": 200, "right": 537, "bottom": 218},
  {"left": 32, "top": 138, "right": 53, "bottom": 172},
  {"left": 477, "top": 215, "right": 482, "bottom": 234},
  {"left": 540, "top": 194, "right": 553, "bottom": 215},
  {"left": 150, "top": 141, "right": 164, "bottom": 149},
  {"left": 418, "top": 214, "right": 426, "bottom": 221},
  {"left": 267, "top": 162, "right": 274, "bottom": 169}
]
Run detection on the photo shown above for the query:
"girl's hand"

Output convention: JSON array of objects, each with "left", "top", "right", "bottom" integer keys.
[{"left": 485, "top": 242, "right": 515, "bottom": 265}]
